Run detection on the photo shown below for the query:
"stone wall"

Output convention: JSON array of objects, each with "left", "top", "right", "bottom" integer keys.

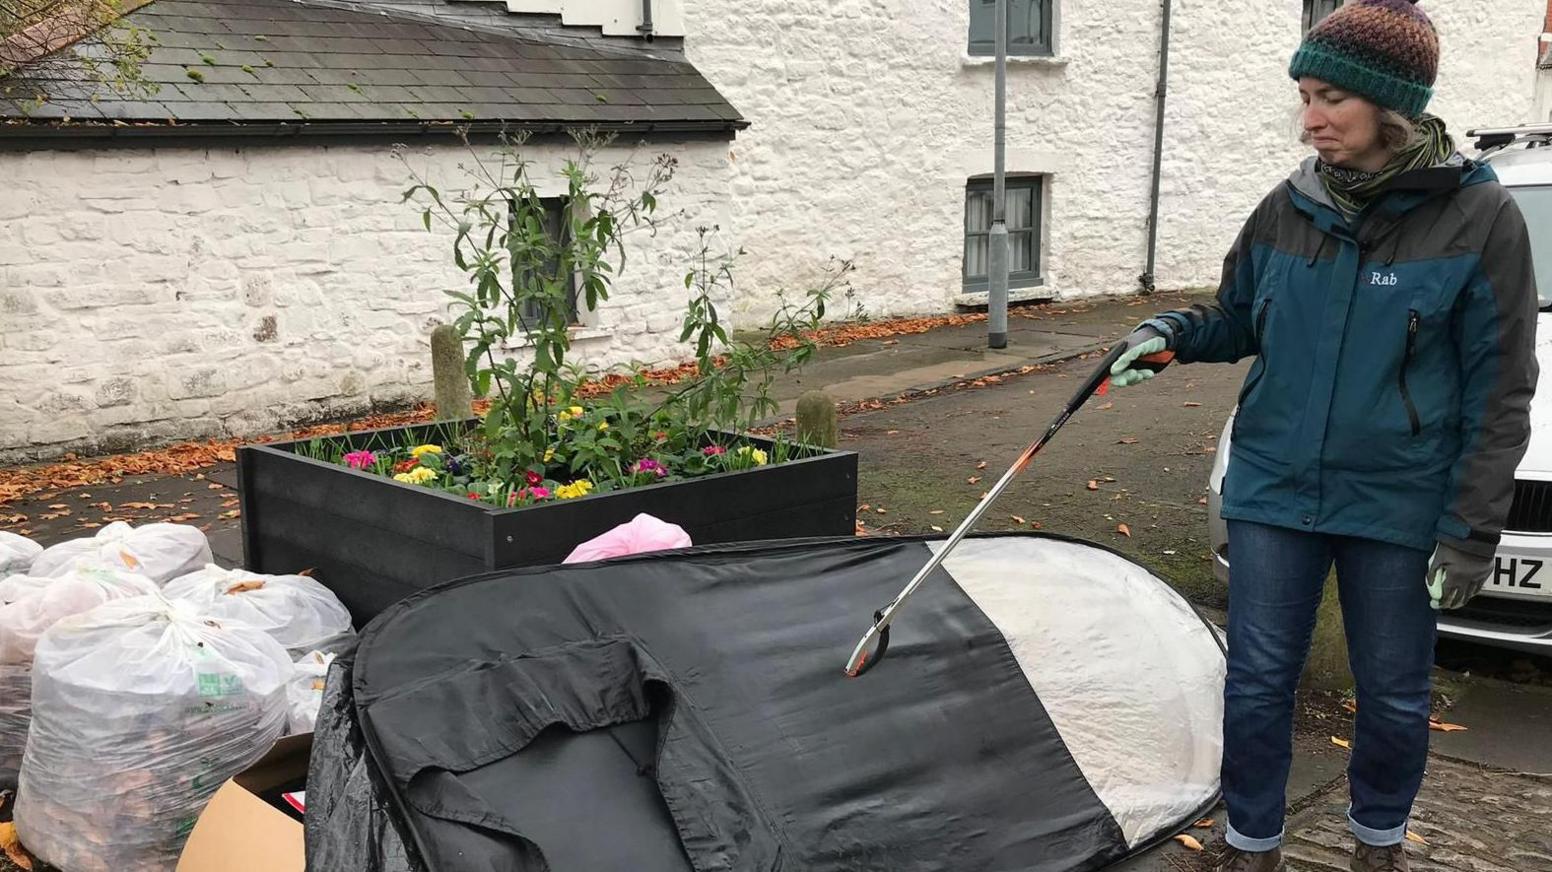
[
  {"left": 682, "top": 0, "right": 1541, "bottom": 320},
  {"left": 0, "top": 137, "right": 734, "bottom": 461}
]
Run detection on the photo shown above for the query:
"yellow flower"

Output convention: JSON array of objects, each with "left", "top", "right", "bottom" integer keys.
[
  {"left": 554, "top": 479, "right": 595, "bottom": 500},
  {"left": 737, "top": 446, "right": 768, "bottom": 466},
  {"left": 598, "top": 421, "right": 610, "bottom": 432},
  {"left": 544, "top": 447, "right": 556, "bottom": 463},
  {"left": 394, "top": 467, "right": 438, "bottom": 485},
  {"left": 557, "top": 410, "right": 573, "bottom": 423},
  {"left": 410, "top": 444, "right": 443, "bottom": 458},
  {"left": 569, "top": 405, "right": 584, "bottom": 417}
]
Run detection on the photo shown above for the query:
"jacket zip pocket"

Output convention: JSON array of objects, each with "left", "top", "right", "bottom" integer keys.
[
  {"left": 1399, "top": 309, "right": 1421, "bottom": 437},
  {"left": 1235, "top": 302, "right": 1272, "bottom": 410}
]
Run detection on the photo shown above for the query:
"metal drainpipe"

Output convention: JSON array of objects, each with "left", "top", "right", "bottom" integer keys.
[
  {"left": 638, "top": 0, "right": 655, "bottom": 39},
  {"left": 1139, "top": 0, "right": 1172, "bottom": 295}
]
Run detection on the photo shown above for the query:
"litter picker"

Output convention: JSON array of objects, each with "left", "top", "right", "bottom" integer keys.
[{"left": 844, "top": 335, "right": 1175, "bottom": 677}]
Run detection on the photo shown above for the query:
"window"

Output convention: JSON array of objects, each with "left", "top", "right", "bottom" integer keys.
[
  {"left": 963, "top": 176, "right": 1042, "bottom": 292},
  {"left": 508, "top": 197, "right": 579, "bottom": 327},
  {"left": 1303, "top": 0, "right": 1343, "bottom": 31},
  {"left": 968, "top": 0, "right": 1052, "bottom": 58}
]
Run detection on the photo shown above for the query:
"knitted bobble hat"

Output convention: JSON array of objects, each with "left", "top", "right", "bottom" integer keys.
[{"left": 1288, "top": 0, "right": 1439, "bottom": 119}]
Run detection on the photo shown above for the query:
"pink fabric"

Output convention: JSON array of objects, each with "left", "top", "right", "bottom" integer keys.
[{"left": 563, "top": 514, "right": 692, "bottom": 564}]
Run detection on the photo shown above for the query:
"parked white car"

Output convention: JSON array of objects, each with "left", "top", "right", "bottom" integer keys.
[{"left": 1208, "top": 124, "right": 1552, "bottom": 655}]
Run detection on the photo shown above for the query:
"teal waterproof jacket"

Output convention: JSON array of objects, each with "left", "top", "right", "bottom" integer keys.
[{"left": 1146, "top": 157, "right": 1539, "bottom": 557}]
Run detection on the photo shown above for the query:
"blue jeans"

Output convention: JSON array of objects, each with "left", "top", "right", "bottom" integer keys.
[{"left": 1224, "top": 521, "right": 1435, "bottom": 852}]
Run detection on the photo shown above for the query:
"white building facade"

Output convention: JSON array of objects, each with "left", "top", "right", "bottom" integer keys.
[
  {"left": 683, "top": 0, "right": 1541, "bottom": 320},
  {"left": 0, "top": 0, "right": 1539, "bottom": 461}
]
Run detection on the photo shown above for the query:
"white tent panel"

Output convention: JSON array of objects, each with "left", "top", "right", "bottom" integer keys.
[{"left": 933, "top": 537, "right": 1225, "bottom": 847}]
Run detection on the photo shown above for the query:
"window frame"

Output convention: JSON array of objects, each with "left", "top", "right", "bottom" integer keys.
[
  {"left": 967, "top": 0, "right": 1054, "bottom": 59},
  {"left": 1303, "top": 0, "right": 1343, "bottom": 32},
  {"left": 962, "top": 174, "right": 1044, "bottom": 293},
  {"left": 507, "top": 195, "right": 581, "bottom": 329}
]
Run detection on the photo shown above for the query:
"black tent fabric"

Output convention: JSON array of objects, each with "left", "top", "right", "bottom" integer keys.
[{"left": 328, "top": 534, "right": 1225, "bottom": 872}]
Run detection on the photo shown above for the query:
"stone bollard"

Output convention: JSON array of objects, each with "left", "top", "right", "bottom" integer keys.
[
  {"left": 795, "top": 390, "right": 838, "bottom": 449},
  {"left": 430, "top": 324, "right": 474, "bottom": 420}
]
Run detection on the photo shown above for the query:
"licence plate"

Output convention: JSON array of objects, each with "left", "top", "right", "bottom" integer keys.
[{"left": 1489, "top": 556, "right": 1552, "bottom": 598}]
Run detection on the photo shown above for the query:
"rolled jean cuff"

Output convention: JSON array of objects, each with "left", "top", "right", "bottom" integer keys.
[
  {"left": 1226, "top": 823, "right": 1283, "bottom": 852},
  {"left": 1348, "top": 807, "right": 1407, "bottom": 847}
]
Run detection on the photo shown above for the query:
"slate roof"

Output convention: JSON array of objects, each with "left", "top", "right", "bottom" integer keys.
[{"left": 0, "top": 0, "right": 743, "bottom": 139}]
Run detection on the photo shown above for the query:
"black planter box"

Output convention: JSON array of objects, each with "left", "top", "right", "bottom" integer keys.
[{"left": 237, "top": 421, "right": 858, "bottom": 623}]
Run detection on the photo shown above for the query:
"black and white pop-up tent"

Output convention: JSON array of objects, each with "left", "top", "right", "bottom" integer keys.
[{"left": 313, "top": 534, "right": 1225, "bottom": 871}]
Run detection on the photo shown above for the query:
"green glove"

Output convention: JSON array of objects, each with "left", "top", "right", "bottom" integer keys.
[
  {"left": 1427, "top": 542, "right": 1494, "bottom": 611},
  {"left": 1109, "top": 330, "right": 1169, "bottom": 389}
]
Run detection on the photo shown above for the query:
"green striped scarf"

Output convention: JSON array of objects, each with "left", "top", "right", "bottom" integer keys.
[{"left": 1316, "top": 114, "right": 1455, "bottom": 217}]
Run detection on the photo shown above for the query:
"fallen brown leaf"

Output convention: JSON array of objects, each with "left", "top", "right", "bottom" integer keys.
[
  {"left": 968, "top": 476, "right": 982, "bottom": 485},
  {"left": 1097, "top": 402, "right": 1115, "bottom": 411},
  {"left": 1118, "top": 437, "right": 1139, "bottom": 445},
  {"left": 311, "top": 679, "right": 326, "bottom": 691},
  {"left": 1030, "top": 521, "right": 1043, "bottom": 529},
  {"left": 46, "top": 503, "right": 67, "bottom": 510},
  {"left": 0, "top": 821, "right": 33, "bottom": 870},
  {"left": 858, "top": 504, "right": 871, "bottom": 512},
  {"left": 930, "top": 525, "right": 944, "bottom": 533},
  {"left": 1173, "top": 834, "right": 1203, "bottom": 851},
  {"left": 1087, "top": 480, "right": 1099, "bottom": 491},
  {"left": 929, "top": 510, "right": 944, "bottom": 515},
  {"left": 1405, "top": 830, "right": 1428, "bottom": 846},
  {"left": 78, "top": 522, "right": 102, "bottom": 529},
  {"left": 1332, "top": 736, "right": 1352, "bottom": 749},
  {"left": 1117, "top": 524, "right": 1131, "bottom": 537},
  {"left": 976, "top": 461, "right": 988, "bottom": 470},
  {"left": 169, "top": 513, "right": 200, "bottom": 522},
  {"left": 1010, "top": 515, "right": 1026, "bottom": 525},
  {"left": 1197, "top": 496, "right": 1209, "bottom": 505},
  {"left": 875, "top": 508, "right": 887, "bottom": 515},
  {"left": 219, "top": 509, "right": 241, "bottom": 520},
  {"left": 119, "top": 502, "right": 159, "bottom": 510},
  {"left": 1193, "top": 819, "right": 1215, "bottom": 829},
  {"left": 1183, "top": 402, "right": 1203, "bottom": 408},
  {"left": 1342, "top": 699, "right": 1358, "bottom": 715},
  {"left": 207, "top": 483, "right": 223, "bottom": 490},
  {"left": 1428, "top": 720, "right": 1468, "bottom": 733},
  {"left": 225, "top": 580, "right": 266, "bottom": 595}
]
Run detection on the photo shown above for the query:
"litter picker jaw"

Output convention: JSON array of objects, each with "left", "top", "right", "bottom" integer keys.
[{"left": 843, "top": 339, "right": 1173, "bottom": 677}]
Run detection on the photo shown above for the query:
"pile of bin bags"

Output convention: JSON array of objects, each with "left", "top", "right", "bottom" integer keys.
[
  {"left": 308, "top": 533, "right": 1228, "bottom": 872},
  {"left": 0, "top": 522, "right": 355, "bottom": 872}
]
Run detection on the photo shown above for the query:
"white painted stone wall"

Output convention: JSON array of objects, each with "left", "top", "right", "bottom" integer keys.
[
  {"left": 0, "top": 1, "right": 1539, "bottom": 461},
  {"left": 0, "top": 138, "right": 735, "bottom": 461},
  {"left": 682, "top": 0, "right": 1541, "bottom": 320}
]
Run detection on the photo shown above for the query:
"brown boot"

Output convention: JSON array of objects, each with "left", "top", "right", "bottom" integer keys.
[
  {"left": 1352, "top": 841, "right": 1409, "bottom": 871},
  {"left": 1212, "top": 845, "right": 1287, "bottom": 872}
]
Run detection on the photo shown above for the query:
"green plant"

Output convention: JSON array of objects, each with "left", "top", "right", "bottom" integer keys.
[{"left": 380, "top": 130, "right": 844, "bottom": 504}]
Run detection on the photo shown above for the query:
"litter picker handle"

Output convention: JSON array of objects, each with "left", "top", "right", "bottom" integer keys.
[
  {"left": 1068, "top": 341, "right": 1175, "bottom": 407},
  {"left": 843, "top": 336, "right": 1174, "bottom": 678}
]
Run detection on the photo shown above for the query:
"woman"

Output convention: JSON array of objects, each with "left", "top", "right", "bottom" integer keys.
[{"left": 1111, "top": 2, "right": 1538, "bottom": 871}]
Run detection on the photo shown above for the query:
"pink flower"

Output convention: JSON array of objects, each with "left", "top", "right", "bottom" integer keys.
[
  {"left": 632, "top": 459, "right": 667, "bottom": 478},
  {"left": 702, "top": 445, "right": 727, "bottom": 457},
  {"left": 529, "top": 486, "right": 551, "bottom": 500},
  {"left": 344, "top": 450, "right": 376, "bottom": 470}
]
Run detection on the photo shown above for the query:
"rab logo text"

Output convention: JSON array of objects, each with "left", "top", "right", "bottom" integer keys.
[{"left": 1371, "top": 272, "right": 1399, "bottom": 286}]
